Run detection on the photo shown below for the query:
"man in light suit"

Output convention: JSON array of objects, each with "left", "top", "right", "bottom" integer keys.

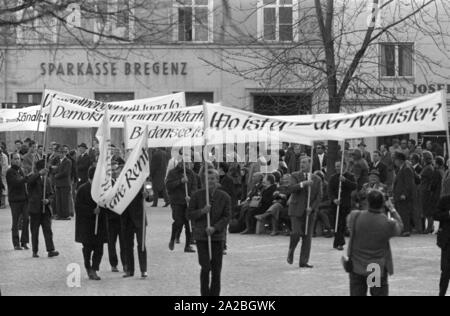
[
  {"left": 52, "top": 147, "right": 72, "bottom": 220},
  {"left": 22, "top": 141, "right": 39, "bottom": 175},
  {"left": 287, "top": 157, "right": 322, "bottom": 269}
]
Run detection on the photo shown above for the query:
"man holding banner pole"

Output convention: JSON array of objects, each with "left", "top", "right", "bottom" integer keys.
[
  {"left": 287, "top": 156, "right": 321, "bottom": 269},
  {"left": 329, "top": 159, "right": 357, "bottom": 251},
  {"left": 121, "top": 190, "right": 148, "bottom": 279},
  {"left": 305, "top": 146, "right": 315, "bottom": 237},
  {"left": 188, "top": 168, "right": 231, "bottom": 296},
  {"left": 166, "top": 153, "right": 197, "bottom": 253}
]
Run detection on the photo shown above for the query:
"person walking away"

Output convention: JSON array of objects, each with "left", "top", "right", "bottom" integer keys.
[
  {"left": 347, "top": 190, "right": 403, "bottom": 296},
  {"left": 435, "top": 195, "right": 450, "bottom": 296}
]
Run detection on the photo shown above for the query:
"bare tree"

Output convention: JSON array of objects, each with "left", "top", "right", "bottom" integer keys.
[
  {"left": 201, "top": 0, "right": 450, "bottom": 170},
  {"left": 0, "top": 0, "right": 177, "bottom": 72}
]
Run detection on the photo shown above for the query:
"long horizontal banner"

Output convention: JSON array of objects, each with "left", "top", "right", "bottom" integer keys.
[
  {"left": 0, "top": 91, "right": 187, "bottom": 131},
  {"left": 123, "top": 92, "right": 447, "bottom": 148},
  {"left": 123, "top": 105, "right": 336, "bottom": 149},
  {"left": 43, "top": 89, "right": 186, "bottom": 112},
  {"left": 0, "top": 106, "right": 45, "bottom": 132},
  {"left": 283, "top": 91, "right": 447, "bottom": 140}
]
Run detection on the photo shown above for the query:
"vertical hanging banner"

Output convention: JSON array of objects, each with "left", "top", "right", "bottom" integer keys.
[
  {"left": 99, "top": 127, "right": 150, "bottom": 215},
  {"left": 91, "top": 109, "right": 113, "bottom": 205}
]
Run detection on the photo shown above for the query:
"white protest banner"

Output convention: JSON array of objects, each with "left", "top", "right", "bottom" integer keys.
[
  {"left": 0, "top": 90, "right": 186, "bottom": 132},
  {"left": 42, "top": 89, "right": 186, "bottom": 112},
  {"left": 283, "top": 91, "right": 447, "bottom": 140},
  {"left": 125, "top": 103, "right": 314, "bottom": 149},
  {"left": 91, "top": 109, "right": 113, "bottom": 205},
  {"left": 100, "top": 128, "right": 150, "bottom": 215},
  {"left": 0, "top": 106, "right": 47, "bottom": 132},
  {"left": 125, "top": 117, "right": 204, "bottom": 149},
  {"left": 49, "top": 101, "right": 202, "bottom": 129}
]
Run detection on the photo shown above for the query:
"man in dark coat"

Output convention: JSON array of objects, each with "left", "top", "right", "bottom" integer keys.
[
  {"left": 393, "top": 152, "right": 416, "bottom": 237},
  {"left": 6, "top": 153, "right": 30, "bottom": 250},
  {"left": 411, "top": 153, "right": 424, "bottom": 234},
  {"left": 421, "top": 151, "right": 442, "bottom": 234},
  {"left": 312, "top": 143, "right": 327, "bottom": 174},
  {"left": 28, "top": 160, "right": 59, "bottom": 259},
  {"left": 371, "top": 151, "right": 388, "bottom": 184},
  {"left": 188, "top": 168, "right": 231, "bottom": 296},
  {"left": 435, "top": 195, "right": 450, "bottom": 296},
  {"left": 329, "top": 160, "right": 357, "bottom": 251},
  {"left": 75, "top": 167, "right": 108, "bottom": 281},
  {"left": 150, "top": 148, "right": 169, "bottom": 207},
  {"left": 350, "top": 149, "right": 369, "bottom": 191},
  {"left": 166, "top": 160, "right": 198, "bottom": 253},
  {"left": 243, "top": 174, "right": 277, "bottom": 234},
  {"left": 121, "top": 190, "right": 150, "bottom": 279},
  {"left": 76, "top": 143, "right": 91, "bottom": 188},
  {"left": 52, "top": 147, "right": 72, "bottom": 220},
  {"left": 88, "top": 139, "right": 99, "bottom": 167},
  {"left": 287, "top": 157, "right": 322, "bottom": 268},
  {"left": 286, "top": 145, "right": 301, "bottom": 174},
  {"left": 219, "top": 163, "right": 237, "bottom": 209},
  {"left": 106, "top": 161, "right": 127, "bottom": 273}
]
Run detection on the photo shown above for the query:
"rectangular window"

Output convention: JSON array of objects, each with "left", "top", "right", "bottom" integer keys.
[
  {"left": 380, "top": 43, "right": 414, "bottom": 78},
  {"left": 258, "top": 0, "right": 297, "bottom": 42},
  {"left": 17, "top": 93, "right": 43, "bottom": 105},
  {"left": 93, "top": 0, "right": 135, "bottom": 42},
  {"left": 15, "top": 2, "right": 38, "bottom": 44},
  {"left": 175, "top": 0, "right": 213, "bottom": 43},
  {"left": 185, "top": 92, "right": 214, "bottom": 107},
  {"left": 94, "top": 92, "right": 135, "bottom": 102},
  {"left": 398, "top": 44, "right": 413, "bottom": 77},
  {"left": 253, "top": 93, "right": 312, "bottom": 116}
]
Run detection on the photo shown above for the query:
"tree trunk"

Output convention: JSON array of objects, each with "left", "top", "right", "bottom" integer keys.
[{"left": 327, "top": 95, "right": 341, "bottom": 178}]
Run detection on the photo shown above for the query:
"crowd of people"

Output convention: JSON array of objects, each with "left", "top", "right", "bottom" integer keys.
[{"left": 1, "top": 135, "right": 450, "bottom": 296}]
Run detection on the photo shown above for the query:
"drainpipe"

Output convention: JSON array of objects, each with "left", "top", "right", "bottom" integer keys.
[{"left": 2, "top": 48, "right": 7, "bottom": 103}]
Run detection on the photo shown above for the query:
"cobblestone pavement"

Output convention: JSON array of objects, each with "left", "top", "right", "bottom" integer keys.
[{"left": 0, "top": 202, "right": 443, "bottom": 296}]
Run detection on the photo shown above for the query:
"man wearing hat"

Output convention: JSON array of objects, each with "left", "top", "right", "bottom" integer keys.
[
  {"left": 393, "top": 152, "right": 416, "bottom": 237},
  {"left": 358, "top": 169, "right": 388, "bottom": 210},
  {"left": 27, "top": 160, "right": 59, "bottom": 258},
  {"left": 77, "top": 143, "right": 91, "bottom": 188},
  {"left": 52, "top": 146, "right": 72, "bottom": 220}
]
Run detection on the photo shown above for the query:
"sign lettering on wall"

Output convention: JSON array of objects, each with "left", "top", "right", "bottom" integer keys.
[{"left": 40, "top": 62, "right": 188, "bottom": 76}]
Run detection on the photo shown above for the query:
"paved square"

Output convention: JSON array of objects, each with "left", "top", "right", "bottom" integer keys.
[{"left": 0, "top": 205, "right": 443, "bottom": 296}]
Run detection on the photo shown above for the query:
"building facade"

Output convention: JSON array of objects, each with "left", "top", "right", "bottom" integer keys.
[{"left": 0, "top": 0, "right": 449, "bottom": 153}]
